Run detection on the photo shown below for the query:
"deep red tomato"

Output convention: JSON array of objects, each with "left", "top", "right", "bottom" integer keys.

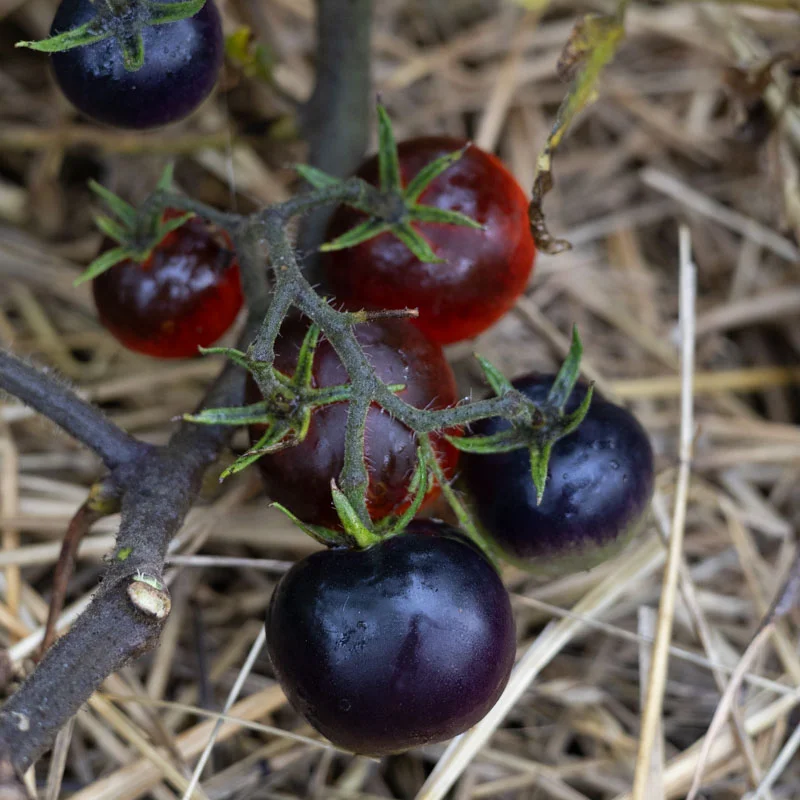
[
  {"left": 323, "top": 137, "right": 536, "bottom": 345},
  {"left": 93, "top": 211, "right": 243, "bottom": 359},
  {"left": 246, "top": 317, "right": 459, "bottom": 528}
]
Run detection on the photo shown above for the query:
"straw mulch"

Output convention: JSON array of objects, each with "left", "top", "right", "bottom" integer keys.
[{"left": 1, "top": 0, "right": 799, "bottom": 797}]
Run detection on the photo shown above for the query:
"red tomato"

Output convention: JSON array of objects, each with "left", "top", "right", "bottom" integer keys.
[
  {"left": 323, "top": 137, "right": 535, "bottom": 345},
  {"left": 93, "top": 211, "right": 243, "bottom": 359},
  {"left": 246, "top": 318, "right": 460, "bottom": 529}
]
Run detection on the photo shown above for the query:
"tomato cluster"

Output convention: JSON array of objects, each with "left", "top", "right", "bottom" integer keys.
[{"left": 60, "top": 88, "right": 653, "bottom": 753}]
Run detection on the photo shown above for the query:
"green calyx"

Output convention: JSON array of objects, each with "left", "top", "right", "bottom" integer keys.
[
  {"left": 296, "top": 104, "right": 483, "bottom": 263},
  {"left": 186, "top": 325, "right": 406, "bottom": 482},
  {"left": 447, "top": 326, "right": 594, "bottom": 505},
  {"left": 186, "top": 325, "right": 327, "bottom": 479},
  {"left": 16, "top": 0, "right": 206, "bottom": 72},
  {"left": 75, "top": 165, "right": 193, "bottom": 286},
  {"left": 271, "top": 443, "right": 433, "bottom": 551}
]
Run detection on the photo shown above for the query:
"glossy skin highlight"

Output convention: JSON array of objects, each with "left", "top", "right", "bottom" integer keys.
[
  {"left": 50, "top": 0, "right": 223, "bottom": 129},
  {"left": 465, "top": 376, "right": 655, "bottom": 575},
  {"left": 93, "top": 212, "right": 243, "bottom": 359},
  {"left": 266, "top": 520, "right": 516, "bottom": 756},
  {"left": 247, "top": 318, "right": 459, "bottom": 528},
  {"left": 324, "top": 137, "right": 536, "bottom": 345}
]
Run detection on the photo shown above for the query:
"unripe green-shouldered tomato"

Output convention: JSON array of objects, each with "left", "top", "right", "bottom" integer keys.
[
  {"left": 323, "top": 137, "right": 535, "bottom": 345},
  {"left": 93, "top": 211, "right": 243, "bottom": 359},
  {"left": 465, "top": 376, "right": 654, "bottom": 575},
  {"left": 266, "top": 519, "right": 516, "bottom": 756},
  {"left": 246, "top": 318, "right": 459, "bottom": 528}
]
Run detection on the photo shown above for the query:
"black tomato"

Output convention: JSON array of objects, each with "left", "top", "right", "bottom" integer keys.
[
  {"left": 93, "top": 211, "right": 243, "bottom": 358},
  {"left": 246, "top": 318, "right": 459, "bottom": 528},
  {"left": 464, "top": 376, "right": 655, "bottom": 575},
  {"left": 266, "top": 520, "right": 516, "bottom": 756},
  {"left": 323, "top": 137, "right": 536, "bottom": 345},
  {"left": 50, "top": 0, "right": 223, "bottom": 129}
]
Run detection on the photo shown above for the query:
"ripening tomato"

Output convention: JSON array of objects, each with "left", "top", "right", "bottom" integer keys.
[
  {"left": 246, "top": 317, "right": 459, "bottom": 528},
  {"left": 93, "top": 211, "right": 243, "bottom": 358},
  {"left": 323, "top": 137, "right": 536, "bottom": 345},
  {"left": 464, "top": 376, "right": 654, "bottom": 575}
]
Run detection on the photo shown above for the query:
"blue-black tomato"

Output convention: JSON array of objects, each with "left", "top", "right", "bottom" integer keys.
[
  {"left": 266, "top": 520, "right": 516, "bottom": 756},
  {"left": 464, "top": 376, "right": 654, "bottom": 575},
  {"left": 49, "top": 0, "right": 223, "bottom": 129}
]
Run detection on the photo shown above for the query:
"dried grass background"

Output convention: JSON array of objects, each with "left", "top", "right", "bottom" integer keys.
[{"left": 1, "top": 0, "right": 800, "bottom": 797}]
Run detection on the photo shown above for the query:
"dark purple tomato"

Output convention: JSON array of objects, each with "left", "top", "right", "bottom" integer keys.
[
  {"left": 266, "top": 519, "right": 516, "bottom": 756},
  {"left": 464, "top": 376, "right": 654, "bottom": 575},
  {"left": 246, "top": 318, "right": 459, "bottom": 528},
  {"left": 93, "top": 210, "right": 243, "bottom": 358},
  {"left": 323, "top": 137, "right": 536, "bottom": 345},
  {"left": 50, "top": 0, "right": 223, "bottom": 129}
]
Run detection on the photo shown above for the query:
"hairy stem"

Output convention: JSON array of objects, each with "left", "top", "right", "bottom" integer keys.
[
  {"left": 0, "top": 224, "right": 270, "bottom": 771},
  {"left": 0, "top": 359, "right": 248, "bottom": 771},
  {"left": 0, "top": 350, "right": 149, "bottom": 469}
]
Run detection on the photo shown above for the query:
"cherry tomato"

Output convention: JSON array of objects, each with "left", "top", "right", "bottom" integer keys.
[
  {"left": 246, "top": 318, "right": 459, "bottom": 528},
  {"left": 50, "top": 0, "right": 223, "bottom": 129},
  {"left": 323, "top": 137, "right": 536, "bottom": 345},
  {"left": 93, "top": 211, "right": 243, "bottom": 358},
  {"left": 266, "top": 519, "right": 516, "bottom": 755},
  {"left": 465, "top": 376, "right": 654, "bottom": 575}
]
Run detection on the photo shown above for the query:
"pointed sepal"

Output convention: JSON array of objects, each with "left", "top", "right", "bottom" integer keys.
[
  {"left": 291, "top": 323, "right": 321, "bottom": 389},
  {"left": 475, "top": 354, "right": 515, "bottom": 397},
  {"left": 408, "top": 204, "right": 483, "bottom": 229},
  {"left": 444, "top": 428, "right": 526, "bottom": 454},
  {"left": 117, "top": 29, "right": 145, "bottom": 72},
  {"left": 375, "top": 453, "right": 430, "bottom": 535},
  {"left": 183, "top": 401, "right": 272, "bottom": 427},
  {"left": 319, "top": 219, "right": 393, "bottom": 252},
  {"left": 16, "top": 22, "right": 109, "bottom": 53},
  {"left": 89, "top": 180, "right": 138, "bottom": 228},
  {"left": 547, "top": 325, "right": 583, "bottom": 411},
  {"left": 271, "top": 503, "right": 350, "bottom": 548},
  {"left": 528, "top": 442, "right": 552, "bottom": 505},
  {"left": 330, "top": 480, "right": 380, "bottom": 549},
  {"left": 147, "top": 0, "right": 207, "bottom": 26},
  {"left": 74, "top": 247, "right": 130, "bottom": 286},
  {"left": 294, "top": 164, "right": 341, "bottom": 189},
  {"left": 403, "top": 146, "right": 469, "bottom": 203},
  {"left": 392, "top": 223, "right": 443, "bottom": 263},
  {"left": 376, "top": 104, "right": 402, "bottom": 193}
]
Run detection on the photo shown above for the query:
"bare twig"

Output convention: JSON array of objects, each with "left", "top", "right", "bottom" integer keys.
[{"left": 38, "top": 500, "right": 109, "bottom": 658}]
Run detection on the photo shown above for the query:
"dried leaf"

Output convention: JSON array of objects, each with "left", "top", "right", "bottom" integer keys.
[{"left": 530, "top": 2, "right": 627, "bottom": 254}]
